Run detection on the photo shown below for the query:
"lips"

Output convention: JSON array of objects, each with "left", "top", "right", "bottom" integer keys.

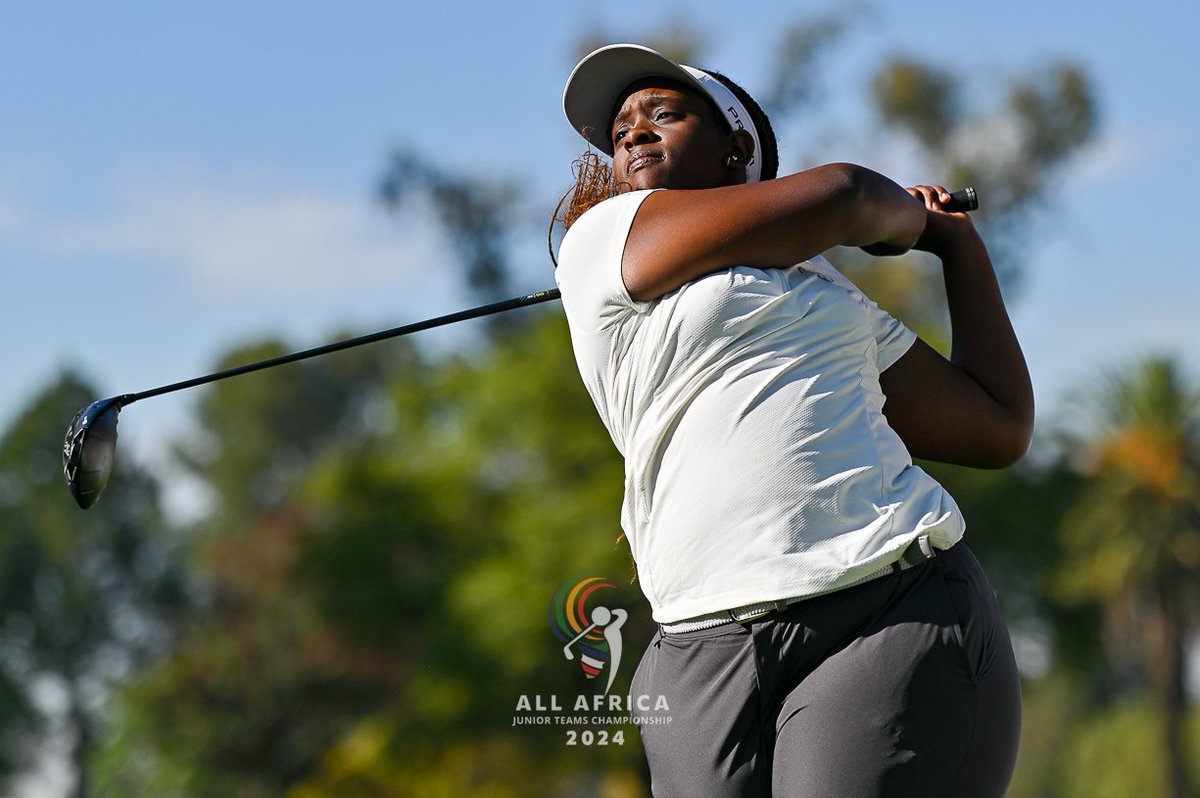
[{"left": 626, "top": 150, "right": 663, "bottom": 172}]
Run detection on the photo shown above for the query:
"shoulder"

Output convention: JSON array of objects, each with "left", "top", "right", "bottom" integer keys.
[
  {"left": 561, "top": 189, "right": 660, "bottom": 259},
  {"left": 556, "top": 190, "right": 661, "bottom": 315}
]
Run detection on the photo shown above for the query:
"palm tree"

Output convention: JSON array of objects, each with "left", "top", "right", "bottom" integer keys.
[{"left": 1057, "top": 355, "right": 1200, "bottom": 798}]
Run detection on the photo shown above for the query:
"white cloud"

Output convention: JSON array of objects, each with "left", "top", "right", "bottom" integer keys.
[
  {"left": 5, "top": 165, "right": 457, "bottom": 299},
  {"left": 1073, "top": 124, "right": 1177, "bottom": 183}
]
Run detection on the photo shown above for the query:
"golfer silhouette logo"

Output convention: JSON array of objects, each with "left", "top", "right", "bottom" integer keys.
[{"left": 549, "top": 577, "right": 627, "bottom": 695}]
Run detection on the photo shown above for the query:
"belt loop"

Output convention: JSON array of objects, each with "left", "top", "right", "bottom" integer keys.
[{"left": 902, "top": 536, "right": 937, "bottom": 568}]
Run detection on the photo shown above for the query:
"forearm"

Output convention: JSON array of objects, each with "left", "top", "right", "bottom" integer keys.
[
  {"left": 936, "top": 229, "right": 1035, "bottom": 460},
  {"left": 880, "top": 185, "right": 1034, "bottom": 468},
  {"left": 839, "top": 164, "right": 929, "bottom": 251},
  {"left": 758, "top": 163, "right": 927, "bottom": 254},
  {"left": 622, "top": 163, "right": 926, "bottom": 301}
]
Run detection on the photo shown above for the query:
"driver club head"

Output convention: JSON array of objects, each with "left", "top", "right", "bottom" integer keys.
[{"left": 63, "top": 397, "right": 124, "bottom": 509}]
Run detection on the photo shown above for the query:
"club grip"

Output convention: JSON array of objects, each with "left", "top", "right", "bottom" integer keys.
[{"left": 943, "top": 187, "right": 978, "bottom": 212}]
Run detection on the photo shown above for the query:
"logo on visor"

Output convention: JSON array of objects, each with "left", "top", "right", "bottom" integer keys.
[{"left": 725, "top": 106, "right": 755, "bottom": 165}]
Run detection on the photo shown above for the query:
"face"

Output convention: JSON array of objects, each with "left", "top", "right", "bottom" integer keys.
[{"left": 610, "top": 79, "right": 734, "bottom": 192}]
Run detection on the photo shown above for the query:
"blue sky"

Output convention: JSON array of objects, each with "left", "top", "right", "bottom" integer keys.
[{"left": 3, "top": 1, "right": 1199, "bottom": 497}]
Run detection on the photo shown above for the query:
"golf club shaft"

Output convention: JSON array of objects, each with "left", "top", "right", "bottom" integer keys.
[
  {"left": 114, "top": 186, "right": 977, "bottom": 408},
  {"left": 119, "top": 288, "right": 562, "bottom": 407}
]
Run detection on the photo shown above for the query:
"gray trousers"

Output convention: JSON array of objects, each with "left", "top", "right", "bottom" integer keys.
[{"left": 629, "top": 543, "right": 1021, "bottom": 797}]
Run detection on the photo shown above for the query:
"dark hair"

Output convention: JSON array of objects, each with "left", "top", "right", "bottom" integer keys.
[
  {"left": 704, "top": 69, "right": 779, "bottom": 181},
  {"left": 550, "top": 69, "right": 778, "bottom": 264}
]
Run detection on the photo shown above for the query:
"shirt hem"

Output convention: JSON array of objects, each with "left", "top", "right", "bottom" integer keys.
[{"left": 647, "top": 530, "right": 962, "bottom": 624}]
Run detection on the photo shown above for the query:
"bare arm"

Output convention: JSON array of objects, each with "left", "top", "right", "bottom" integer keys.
[
  {"left": 621, "top": 163, "right": 926, "bottom": 301},
  {"left": 879, "top": 186, "right": 1034, "bottom": 468}
]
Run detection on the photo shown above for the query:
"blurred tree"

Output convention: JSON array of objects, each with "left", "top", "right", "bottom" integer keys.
[
  {"left": 1056, "top": 356, "right": 1200, "bottom": 798},
  {"left": 93, "top": 340, "right": 415, "bottom": 797},
  {"left": 174, "top": 334, "right": 405, "bottom": 522},
  {"left": 1057, "top": 700, "right": 1200, "bottom": 798},
  {"left": 378, "top": 151, "right": 519, "bottom": 308},
  {"left": 94, "top": 314, "right": 649, "bottom": 796},
  {"left": 871, "top": 57, "right": 959, "bottom": 150},
  {"left": 1005, "top": 673, "right": 1087, "bottom": 798},
  {"left": 0, "top": 662, "right": 38, "bottom": 793},
  {"left": 279, "top": 311, "right": 647, "bottom": 795},
  {"left": 920, "top": 454, "right": 1101, "bottom": 676},
  {"left": 870, "top": 57, "right": 1096, "bottom": 298},
  {"left": 0, "top": 372, "right": 186, "bottom": 798}
]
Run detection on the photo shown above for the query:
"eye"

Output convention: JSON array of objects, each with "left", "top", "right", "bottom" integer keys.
[{"left": 613, "top": 127, "right": 627, "bottom": 144}]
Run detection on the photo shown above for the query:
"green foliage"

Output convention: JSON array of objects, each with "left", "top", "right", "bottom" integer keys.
[
  {"left": 871, "top": 58, "right": 959, "bottom": 149},
  {"left": 93, "top": 313, "right": 649, "bottom": 795},
  {"left": 868, "top": 55, "right": 1097, "bottom": 219},
  {"left": 0, "top": 371, "right": 185, "bottom": 795},
  {"left": 933, "top": 359, "right": 1200, "bottom": 798},
  {"left": 1057, "top": 356, "right": 1200, "bottom": 625},
  {"left": 291, "top": 312, "right": 648, "bottom": 792},
  {"left": 1053, "top": 355, "right": 1200, "bottom": 797},
  {"left": 1057, "top": 700, "right": 1200, "bottom": 798},
  {"left": 94, "top": 343, "right": 421, "bottom": 796},
  {"left": 1006, "top": 674, "right": 1085, "bottom": 798},
  {"left": 921, "top": 456, "right": 1106, "bottom": 680},
  {"left": 1011, "top": 64, "right": 1097, "bottom": 169},
  {"left": 178, "top": 335, "right": 409, "bottom": 521},
  {"left": 0, "top": 667, "right": 38, "bottom": 789}
]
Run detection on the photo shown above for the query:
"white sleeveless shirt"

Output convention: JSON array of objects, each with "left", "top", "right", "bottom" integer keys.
[{"left": 555, "top": 190, "right": 965, "bottom": 624}]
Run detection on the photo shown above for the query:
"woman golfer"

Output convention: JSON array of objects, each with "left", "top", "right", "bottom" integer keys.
[{"left": 554, "top": 44, "right": 1031, "bottom": 797}]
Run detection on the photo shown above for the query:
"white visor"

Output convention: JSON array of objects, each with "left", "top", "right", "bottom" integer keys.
[{"left": 562, "top": 43, "right": 763, "bottom": 184}]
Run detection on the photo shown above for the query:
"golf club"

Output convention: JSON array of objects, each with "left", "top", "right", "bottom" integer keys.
[
  {"left": 62, "top": 187, "right": 979, "bottom": 509},
  {"left": 63, "top": 288, "right": 561, "bottom": 509}
]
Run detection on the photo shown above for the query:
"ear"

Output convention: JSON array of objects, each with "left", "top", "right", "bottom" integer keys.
[{"left": 726, "top": 129, "right": 755, "bottom": 167}]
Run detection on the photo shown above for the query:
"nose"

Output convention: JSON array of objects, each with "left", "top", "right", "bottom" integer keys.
[{"left": 622, "top": 119, "right": 656, "bottom": 149}]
